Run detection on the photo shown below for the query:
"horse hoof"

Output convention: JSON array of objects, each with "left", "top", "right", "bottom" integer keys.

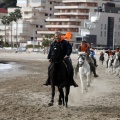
[
  {"left": 58, "top": 101, "right": 62, "bottom": 105},
  {"left": 48, "top": 102, "right": 53, "bottom": 106},
  {"left": 87, "top": 84, "right": 90, "bottom": 87}
]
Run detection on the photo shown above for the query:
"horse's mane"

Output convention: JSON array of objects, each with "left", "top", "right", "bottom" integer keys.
[{"left": 78, "top": 52, "right": 86, "bottom": 56}]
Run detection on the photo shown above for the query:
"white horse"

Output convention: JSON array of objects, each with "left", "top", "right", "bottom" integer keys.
[
  {"left": 78, "top": 52, "right": 91, "bottom": 93},
  {"left": 107, "top": 55, "right": 114, "bottom": 73},
  {"left": 112, "top": 52, "right": 120, "bottom": 76}
]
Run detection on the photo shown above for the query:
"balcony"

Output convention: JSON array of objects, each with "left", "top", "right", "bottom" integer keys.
[
  {"left": 23, "top": 14, "right": 37, "bottom": 19},
  {"left": 17, "top": 32, "right": 30, "bottom": 37},
  {"left": 54, "top": 6, "right": 97, "bottom": 9},
  {"left": 38, "top": 8, "right": 46, "bottom": 13},
  {"left": 46, "top": 18, "right": 82, "bottom": 22},
  {"left": 22, "top": 8, "right": 37, "bottom": 12},
  {"left": 54, "top": 12, "right": 89, "bottom": 15},
  {"left": 45, "top": 25, "right": 79, "bottom": 28},
  {"left": 29, "top": 20, "right": 38, "bottom": 24}
]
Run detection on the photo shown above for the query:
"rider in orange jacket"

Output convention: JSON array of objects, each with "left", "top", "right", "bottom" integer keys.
[{"left": 77, "top": 40, "right": 98, "bottom": 77}]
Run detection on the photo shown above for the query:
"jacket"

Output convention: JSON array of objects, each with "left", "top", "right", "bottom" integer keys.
[
  {"left": 78, "top": 43, "right": 90, "bottom": 54},
  {"left": 47, "top": 40, "right": 72, "bottom": 59}
]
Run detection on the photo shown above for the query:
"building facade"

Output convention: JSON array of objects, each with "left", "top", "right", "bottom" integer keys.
[
  {"left": 7, "top": 0, "right": 61, "bottom": 46},
  {"left": 37, "top": 0, "right": 114, "bottom": 43},
  {"left": 79, "top": 2, "right": 120, "bottom": 49}
]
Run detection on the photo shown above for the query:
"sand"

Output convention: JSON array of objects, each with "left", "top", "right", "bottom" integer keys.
[{"left": 0, "top": 51, "right": 120, "bottom": 120}]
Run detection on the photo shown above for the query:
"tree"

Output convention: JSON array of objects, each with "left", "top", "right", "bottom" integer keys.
[
  {"left": 0, "top": 36, "right": 4, "bottom": 47},
  {"left": 1, "top": 16, "right": 10, "bottom": 45},
  {"left": 42, "top": 34, "right": 54, "bottom": 54},
  {"left": 8, "top": 12, "right": 16, "bottom": 48},
  {"left": 14, "top": 9, "right": 22, "bottom": 48}
]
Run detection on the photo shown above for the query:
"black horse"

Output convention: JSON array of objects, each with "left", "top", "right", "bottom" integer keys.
[{"left": 48, "top": 42, "right": 70, "bottom": 107}]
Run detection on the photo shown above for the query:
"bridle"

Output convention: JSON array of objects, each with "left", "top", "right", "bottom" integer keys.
[{"left": 78, "top": 54, "right": 85, "bottom": 67}]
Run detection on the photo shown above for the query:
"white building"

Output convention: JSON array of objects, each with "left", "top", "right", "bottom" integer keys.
[
  {"left": 79, "top": 2, "right": 120, "bottom": 48},
  {"left": 7, "top": 0, "right": 61, "bottom": 46},
  {"left": 37, "top": 0, "right": 114, "bottom": 43}
]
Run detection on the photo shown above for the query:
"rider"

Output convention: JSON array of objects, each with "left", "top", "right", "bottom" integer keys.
[
  {"left": 43, "top": 30, "right": 78, "bottom": 88},
  {"left": 90, "top": 48, "right": 98, "bottom": 67},
  {"left": 77, "top": 40, "right": 99, "bottom": 77}
]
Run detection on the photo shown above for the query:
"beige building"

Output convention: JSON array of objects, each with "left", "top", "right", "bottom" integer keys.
[
  {"left": 37, "top": 0, "right": 115, "bottom": 43},
  {"left": 7, "top": 0, "right": 61, "bottom": 46}
]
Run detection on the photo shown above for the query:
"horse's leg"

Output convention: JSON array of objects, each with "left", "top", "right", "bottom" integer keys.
[
  {"left": 80, "top": 74, "right": 85, "bottom": 93},
  {"left": 48, "top": 82, "right": 55, "bottom": 106},
  {"left": 65, "top": 85, "right": 70, "bottom": 108},
  {"left": 87, "top": 73, "right": 91, "bottom": 87},
  {"left": 58, "top": 87, "right": 65, "bottom": 106}
]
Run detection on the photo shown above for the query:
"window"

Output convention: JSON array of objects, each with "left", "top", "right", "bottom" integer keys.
[
  {"left": 50, "top": 8, "right": 52, "bottom": 10},
  {"left": 118, "top": 25, "right": 120, "bottom": 29},
  {"left": 104, "top": 31, "right": 106, "bottom": 37},
  {"left": 31, "top": 37, "right": 33, "bottom": 40},
  {"left": 118, "top": 32, "right": 120, "bottom": 37},
  {"left": 101, "top": 31, "right": 102, "bottom": 37},
  {"left": 45, "top": 13, "right": 48, "bottom": 16},
  {"left": 101, "top": 24, "right": 103, "bottom": 29},
  {"left": 119, "top": 18, "right": 120, "bottom": 22},
  {"left": 50, "top": 1, "right": 52, "bottom": 4},
  {"left": 36, "top": 25, "right": 38, "bottom": 28},
  {"left": 104, "top": 24, "right": 106, "bottom": 30},
  {"left": 50, "top": 14, "right": 52, "bottom": 16},
  {"left": 44, "top": 19, "right": 47, "bottom": 22},
  {"left": 40, "top": 25, "right": 43, "bottom": 28}
]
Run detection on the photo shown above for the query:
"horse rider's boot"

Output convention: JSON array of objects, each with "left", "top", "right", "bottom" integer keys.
[
  {"left": 70, "top": 72, "right": 78, "bottom": 87},
  {"left": 93, "top": 69, "right": 99, "bottom": 77},
  {"left": 89, "top": 62, "right": 98, "bottom": 77},
  {"left": 72, "top": 80, "right": 78, "bottom": 87},
  {"left": 43, "top": 77, "right": 50, "bottom": 86}
]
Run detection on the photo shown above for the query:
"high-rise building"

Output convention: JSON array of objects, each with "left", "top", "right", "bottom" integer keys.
[{"left": 37, "top": 0, "right": 116, "bottom": 43}]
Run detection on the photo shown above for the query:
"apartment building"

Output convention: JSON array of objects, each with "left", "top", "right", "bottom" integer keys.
[
  {"left": 37, "top": 0, "right": 113, "bottom": 43},
  {"left": 7, "top": 0, "right": 61, "bottom": 46},
  {"left": 79, "top": 2, "right": 120, "bottom": 49}
]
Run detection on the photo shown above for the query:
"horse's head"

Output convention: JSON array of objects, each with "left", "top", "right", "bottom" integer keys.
[
  {"left": 51, "top": 43, "right": 63, "bottom": 62},
  {"left": 78, "top": 52, "right": 86, "bottom": 67}
]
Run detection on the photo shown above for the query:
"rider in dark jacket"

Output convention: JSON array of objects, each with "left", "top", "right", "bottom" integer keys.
[{"left": 43, "top": 30, "right": 78, "bottom": 88}]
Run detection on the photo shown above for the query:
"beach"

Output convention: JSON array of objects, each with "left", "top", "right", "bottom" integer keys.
[{"left": 0, "top": 51, "right": 120, "bottom": 120}]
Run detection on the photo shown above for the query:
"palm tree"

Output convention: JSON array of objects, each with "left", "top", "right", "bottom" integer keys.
[
  {"left": 1, "top": 16, "right": 10, "bottom": 45},
  {"left": 8, "top": 12, "right": 16, "bottom": 48},
  {"left": 14, "top": 9, "right": 22, "bottom": 47}
]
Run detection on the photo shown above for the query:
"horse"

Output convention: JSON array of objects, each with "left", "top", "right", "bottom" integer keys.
[
  {"left": 99, "top": 53, "right": 104, "bottom": 65},
  {"left": 112, "top": 52, "right": 120, "bottom": 76},
  {"left": 107, "top": 55, "right": 114, "bottom": 73},
  {"left": 77, "top": 52, "right": 91, "bottom": 93},
  {"left": 48, "top": 42, "right": 70, "bottom": 107}
]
